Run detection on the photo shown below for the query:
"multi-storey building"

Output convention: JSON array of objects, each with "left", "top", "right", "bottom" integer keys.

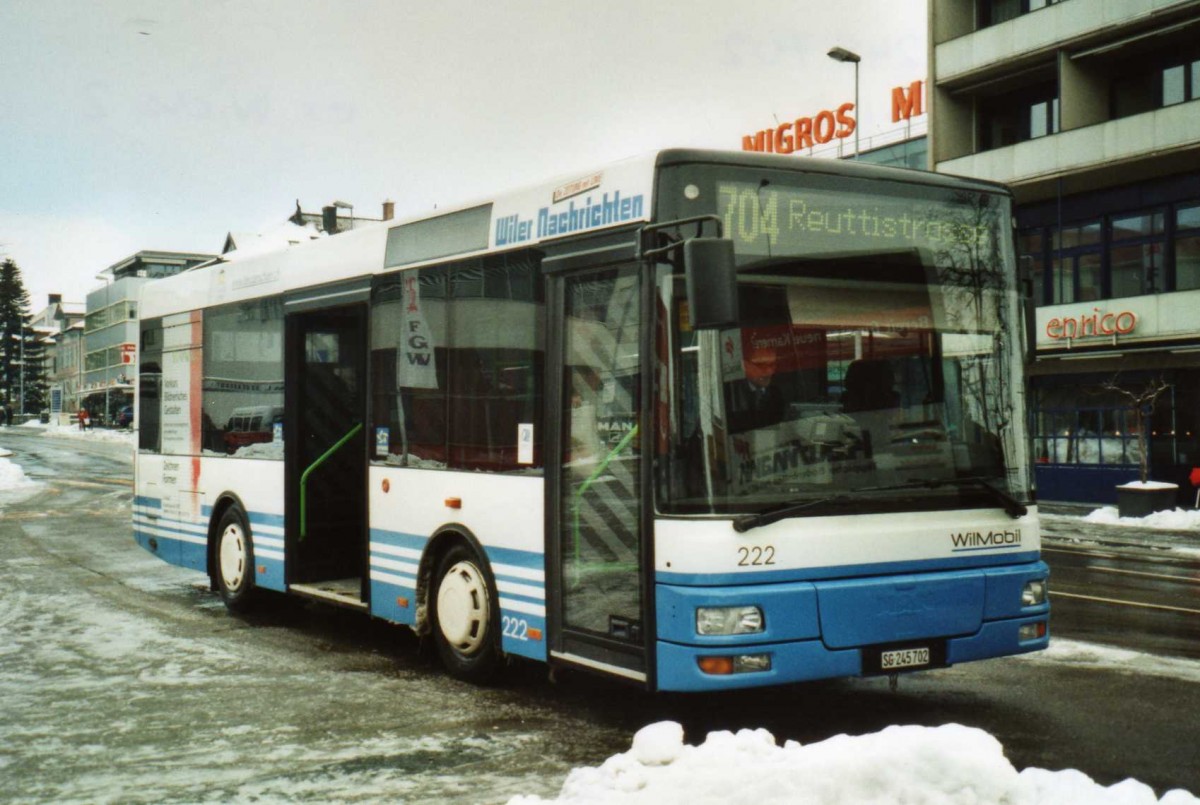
[
  {"left": 83, "top": 250, "right": 213, "bottom": 424},
  {"left": 930, "top": 0, "right": 1200, "bottom": 503},
  {"left": 31, "top": 294, "right": 85, "bottom": 422}
]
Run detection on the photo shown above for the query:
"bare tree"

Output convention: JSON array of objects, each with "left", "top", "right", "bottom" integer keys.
[{"left": 1101, "top": 374, "right": 1170, "bottom": 484}]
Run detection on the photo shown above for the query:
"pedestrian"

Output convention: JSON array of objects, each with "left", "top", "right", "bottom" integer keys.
[{"left": 79, "top": 408, "right": 90, "bottom": 431}]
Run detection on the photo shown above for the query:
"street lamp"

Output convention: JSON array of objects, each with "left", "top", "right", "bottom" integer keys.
[{"left": 827, "top": 46, "right": 861, "bottom": 159}]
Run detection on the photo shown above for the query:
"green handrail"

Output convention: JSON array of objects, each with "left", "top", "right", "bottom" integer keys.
[
  {"left": 300, "top": 422, "right": 363, "bottom": 541},
  {"left": 570, "top": 424, "right": 639, "bottom": 565}
]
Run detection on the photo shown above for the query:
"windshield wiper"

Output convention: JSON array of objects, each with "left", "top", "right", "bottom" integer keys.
[
  {"left": 868, "top": 476, "right": 1028, "bottom": 519},
  {"left": 731, "top": 477, "right": 1027, "bottom": 533},
  {"left": 732, "top": 495, "right": 854, "bottom": 533}
]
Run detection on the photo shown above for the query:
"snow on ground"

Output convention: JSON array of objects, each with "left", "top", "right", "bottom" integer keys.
[
  {"left": 0, "top": 456, "right": 39, "bottom": 489},
  {"left": 1019, "top": 638, "right": 1200, "bottom": 684},
  {"left": 510, "top": 720, "right": 1198, "bottom": 805},
  {"left": 31, "top": 421, "right": 136, "bottom": 447},
  {"left": 5, "top": 421, "right": 1198, "bottom": 802},
  {"left": 1082, "top": 506, "right": 1200, "bottom": 530}
]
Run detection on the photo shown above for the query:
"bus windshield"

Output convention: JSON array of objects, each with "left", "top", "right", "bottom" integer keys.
[{"left": 656, "top": 174, "right": 1031, "bottom": 516}]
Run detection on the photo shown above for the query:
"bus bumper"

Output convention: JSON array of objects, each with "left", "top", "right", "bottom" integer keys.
[{"left": 653, "top": 563, "right": 1050, "bottom": 692}]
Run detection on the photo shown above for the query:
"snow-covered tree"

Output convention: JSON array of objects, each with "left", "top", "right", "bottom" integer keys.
[{"left": 0, "top": 258, "right": 46, "bottom": 417}]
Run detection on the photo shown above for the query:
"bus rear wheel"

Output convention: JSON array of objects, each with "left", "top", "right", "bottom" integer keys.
[
  {"left": 431, "top": 543, "right": 501, "bottom": 682},
  {"left": 215, "top": 506, "right": 258, "bottom": 613}
]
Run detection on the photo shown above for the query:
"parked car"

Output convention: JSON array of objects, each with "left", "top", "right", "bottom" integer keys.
[{"left": 116, "top": 405, "right": 134, "bottom": 429}]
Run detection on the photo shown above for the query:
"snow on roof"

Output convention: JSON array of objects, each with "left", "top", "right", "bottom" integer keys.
[{"left": 221, "top": 221, "right": 324, "bottom": 263}]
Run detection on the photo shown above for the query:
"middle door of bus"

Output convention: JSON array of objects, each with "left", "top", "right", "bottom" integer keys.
[
  {"left": 547, "top": 258, "right": 651, "bottom": 683},
  {"left": 284, "top": 295, "right": 369, "bottom": 607}
]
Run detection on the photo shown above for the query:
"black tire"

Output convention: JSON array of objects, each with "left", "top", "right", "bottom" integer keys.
[
  {"left": 429, "top": 543, "right": 502, "bottom": 682},
  {"left": 214, "top": 506, "right": 258, "bottom": 613}
]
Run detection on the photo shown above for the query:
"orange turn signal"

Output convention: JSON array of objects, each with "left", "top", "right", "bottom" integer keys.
[
  {"left": 445, "top": 497, "right": 462, "bottom": 509},
  {"left": 697, "top": 656, "right": 734, "bottom": 675}
]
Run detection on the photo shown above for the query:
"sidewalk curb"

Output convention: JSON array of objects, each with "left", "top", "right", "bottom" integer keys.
[{"left": 1041, "top": 512, "right": 1200, "bottom": 552}]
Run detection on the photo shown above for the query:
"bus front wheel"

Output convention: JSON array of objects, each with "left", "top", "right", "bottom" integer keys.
[
  {"left": 215, "top": 506, "right": 258, "bottom": 613},
  {"left": 431, "top": 543, "right": 500, "bottom": 682}
]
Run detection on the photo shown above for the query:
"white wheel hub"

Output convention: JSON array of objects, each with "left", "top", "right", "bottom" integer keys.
[
  {"left": 219, "top": 523, "right": 247, "bottom": 592},
  {"left": 437, "top": 560, "right": 489, "bottom": 655}
]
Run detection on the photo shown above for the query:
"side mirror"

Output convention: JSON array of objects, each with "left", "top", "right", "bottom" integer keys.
[{"left": 683, "top": 237, "right": 739, "bottom": 330}]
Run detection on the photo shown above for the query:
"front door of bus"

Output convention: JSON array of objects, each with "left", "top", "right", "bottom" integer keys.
[
  {"left": 285, "top": 305, "right": 368, "bottom": 599},
  {"left": 549, "top": 263, "right": 648, "bottom": 682}
]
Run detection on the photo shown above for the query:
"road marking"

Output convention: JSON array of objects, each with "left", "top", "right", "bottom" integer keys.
[
  {"left": 1051, "top": 590, "right": 1200, "bottom": 616},
  {"left": 1043, "top": 546, "right": 1121, "bottom": 560},
  {"left": 53, "top": 477, "right": 133, "bottom": 489},
  {"left": 1089, "top": 566, "right": 1200, "bottom": 585}
]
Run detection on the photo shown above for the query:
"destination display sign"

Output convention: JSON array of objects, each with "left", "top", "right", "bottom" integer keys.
[{"left": 716, "top": 181, "right": 998, "bottom": 258}]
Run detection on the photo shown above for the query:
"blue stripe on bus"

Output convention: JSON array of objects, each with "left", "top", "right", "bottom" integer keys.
[
  {"left": 199, "top": 503, "right": 285, "bottom": 529},
  {"left": 655, "top": 550, "right": 1042, "bottom": 587},
  {"left": 368, "top": 527, "right": 546, "bottom": 661},
  {"left": 133, "top": 498, "right": 286, "bottom": 592},
  {"left": 132, "top": 517, "right": 205, "bottom": 541}
]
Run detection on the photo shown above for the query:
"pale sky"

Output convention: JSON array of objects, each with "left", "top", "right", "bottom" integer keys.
[{"left": 0, "top": 0, "right": 926, "bottom": 312}]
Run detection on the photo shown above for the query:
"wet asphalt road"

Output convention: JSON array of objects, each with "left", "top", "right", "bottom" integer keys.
[{"left": 2, "top": 427, "right": 1199, "bottom": 803}]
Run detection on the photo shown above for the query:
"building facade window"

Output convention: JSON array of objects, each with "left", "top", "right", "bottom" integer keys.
[
  {"left": 1109, "top": 211, "right": 1166, "bottom": 298},
  {"left": 1020, "top": 198, "right": 1200, "bottom": 306},
  {"left": 978, "top": 83, "right": 1058, "bottom": 151},
  {"left": 1175, "top": 203, "right": 1200, "bottom": 291},
  {"left": 1112, "top": 50, "right": 1200, "bottom": 119},
  {"left": 977, "top": 0, "right": 1061, "bottom": 28}
]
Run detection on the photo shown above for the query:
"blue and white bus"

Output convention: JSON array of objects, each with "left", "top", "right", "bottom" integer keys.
[{"left": 134, "top": 149, "right": 1049, "bottom": 691}]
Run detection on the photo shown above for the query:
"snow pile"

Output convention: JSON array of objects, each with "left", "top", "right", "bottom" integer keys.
[
  {"left": 509, "top": 722, "right": 1198, "bottom": 805},
  {"left": 1084, "top": 506, "right": 1200, "bottom": 530},
  {"left": 0, "top": 456, "right": 39, "bottom": 492}
]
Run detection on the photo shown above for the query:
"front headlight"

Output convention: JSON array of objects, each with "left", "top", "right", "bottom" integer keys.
[
  {"left": 696, "top": 605, "right": 764, "bottom": 635},
  {"left": 1022, "top": 579, "right": 1047, "bottom": 607}
]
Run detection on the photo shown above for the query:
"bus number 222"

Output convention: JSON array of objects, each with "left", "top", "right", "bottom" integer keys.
[
  {"left": 502, "top": 616, "right": 529, "bottom": 641},
  {"left": 737, "top": 546, "right": 776, "bottom": 566}
]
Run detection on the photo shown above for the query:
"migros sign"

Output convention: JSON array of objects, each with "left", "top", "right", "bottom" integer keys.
[{"left": 741, "top": 80, "right": 923, "bottom": 154}]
